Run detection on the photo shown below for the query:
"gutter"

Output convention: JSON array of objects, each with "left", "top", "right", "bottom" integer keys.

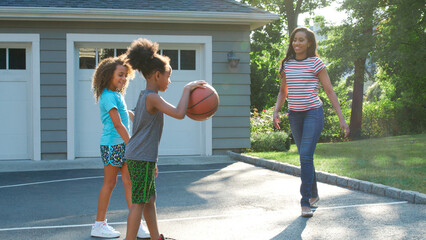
[{"left": 0, "top": 7, "right": 280, "bottom": 30}]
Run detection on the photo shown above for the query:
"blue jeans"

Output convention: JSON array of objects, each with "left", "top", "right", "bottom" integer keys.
[{"left": 289, "top": 106, "right": 324, "bottom": 207}]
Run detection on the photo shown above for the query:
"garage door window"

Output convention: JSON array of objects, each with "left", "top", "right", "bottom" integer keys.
[
  {"left": 0, "top": 48, "right": 26, "bottom": 70},
  {"left": 78, "top": 48, "right": 196, "bottom": 71},
  {"left": 160, "top": 49, "right": 196, "bottom": 71},
  {"left": 79, "top": 48, "right": 127, "bottom": 69},
  {"left": 180, "top": 50, "right": 196, "bottom": 70}
]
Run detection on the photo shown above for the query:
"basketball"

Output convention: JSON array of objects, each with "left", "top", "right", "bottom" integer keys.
[{"left": 187, "top": 83, "right": 219, "bottom": 121}]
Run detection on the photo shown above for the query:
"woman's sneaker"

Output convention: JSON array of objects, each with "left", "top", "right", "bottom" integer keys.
[
  {"left": 91, "top": 220, "right": 120, "bottom": 238},
  {"left": 137, "top": 222, "right": 150, "bottom": 238}
]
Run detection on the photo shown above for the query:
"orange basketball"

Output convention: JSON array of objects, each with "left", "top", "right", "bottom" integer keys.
[{"left": 187, "top": 84, "right": 219, "bottom": 121}]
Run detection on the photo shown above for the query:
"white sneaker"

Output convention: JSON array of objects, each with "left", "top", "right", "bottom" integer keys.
[
  {"left": 137, "top": 222, "right": 150, "bottom": 238},
  {"left": 91, "top": 220, "right": 121, "bottom": 238}
]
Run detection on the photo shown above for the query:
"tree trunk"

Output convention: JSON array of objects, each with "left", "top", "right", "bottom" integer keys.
[
  {"left": 350, "top": 58, "right": 366, "bottom": 139},
  {"left": 284, "top": 0, "right": 303, "bottom": 35}
]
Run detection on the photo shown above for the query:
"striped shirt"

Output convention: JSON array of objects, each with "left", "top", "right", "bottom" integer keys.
[{"left": 280, "top": 56, "right": 325, "bottom": 112}]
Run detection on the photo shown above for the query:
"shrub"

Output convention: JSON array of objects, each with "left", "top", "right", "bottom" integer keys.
[
  {"left": 362, "top": 99, "right": 397, "bottom": 137},
  {"left": 250, "top": 107, "right": 291, "bottom": 152},
  {"left": 362, "top": 80, "right": 425, "bottom": 138},
  {"left": 251, "top": 131, "right": 290, "bottom": 152},
  {"left": 250, "top": 107, "right": 290, "bottom": 134}
]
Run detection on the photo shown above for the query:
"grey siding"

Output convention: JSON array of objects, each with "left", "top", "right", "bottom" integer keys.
[{"left": 0, "top": 21, "right": 251, "bottom": 159}]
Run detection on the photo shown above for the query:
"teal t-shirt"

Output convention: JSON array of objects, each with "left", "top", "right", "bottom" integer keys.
[{"left": 99, "top": 89, "right": 130, "bottom": 146}]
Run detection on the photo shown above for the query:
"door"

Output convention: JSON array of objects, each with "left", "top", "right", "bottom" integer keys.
[{"left": 0, "top": 44, "right": 31, "bottom": 160}]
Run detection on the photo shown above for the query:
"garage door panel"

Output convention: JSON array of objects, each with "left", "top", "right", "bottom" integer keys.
[
  {"left": 0, "top": 67, "right": 30, "bottom": 159},
  {"left": 158, "top": 81, "right": 202, "bottom": 155},
  {"left": 0, "top": 82, "right": 27, "bottom": 101},
  {"left": 125, "top": 78, "right": 145, "bottom": 110},
  {"left": 159, "top": 118, "right": 202, "bottom": 155},
  {"left": 76, "top": 135, "right": 100, "bottom": 157},
  {"left": 0, "top": 134, "right": 28, "bottom": 159},
  {"left": 76, "top": 92, "right": 102, "bottom": 157},
  {"left": 77, "top": 81, "right": 95, "bottom": 101},
  {"left": 0, "top": 101, "right": 27, "bottom": 133}
]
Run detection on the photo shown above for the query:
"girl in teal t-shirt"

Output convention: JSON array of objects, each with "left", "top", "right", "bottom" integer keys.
[{"left": 90, "top": 56, "right": 149, "bottom": 238}]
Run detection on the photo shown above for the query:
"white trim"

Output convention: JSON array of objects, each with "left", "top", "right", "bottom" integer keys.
[
  {"left": 0, "top": 7, "right": 279, "bottom": 30},
  {"left": 67, "top": 34, "right": 213, "bottom": 160},
  {"left": 0, "top": 34, "right": 41, "bottom": 161}
]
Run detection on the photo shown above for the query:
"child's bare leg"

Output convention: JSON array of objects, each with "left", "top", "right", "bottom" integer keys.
[
  {"left": 119, "top": 163, "right": 132, "bottom": 209},
  {"left": 96, "top": 165, "right": 119, "bottom": 221},
  {"left": 144, "top": 195, "right": 160, "bottom": 240},
  {"left": 126, "top": 203, "right": 144, "bottom": 240}
]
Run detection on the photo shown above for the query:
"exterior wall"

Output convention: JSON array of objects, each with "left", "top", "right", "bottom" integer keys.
[{"left": 0, "top": 20, "right": 251, "bottom": 159}]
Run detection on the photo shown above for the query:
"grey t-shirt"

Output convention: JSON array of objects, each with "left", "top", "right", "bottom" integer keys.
[{"left": 125, "top": 90, "right": 164, "bottom": 162}]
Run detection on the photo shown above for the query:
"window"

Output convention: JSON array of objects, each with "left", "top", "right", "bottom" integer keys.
[
  {"left": 98, "top": 48, "right": 114, "bottom": 62},
  {"left": 0, "top": 48, "right": 26, "bottom": 70},
  {"left": 161, "top": 49, "right": 196, "bottom": 70},
  {"left": 0, "top": 49, "right": 5, "bottom": 69},
  {"left": 78, "top": 47, "right": 197, "bottom": 70},
  {"left": 79, "top": 48, "right": 96, "bottom": 69},
  {"left": 79, "top": 48, "right": 129, "bottom": 69},
  {"left": 116, "top": 49, "right": 127, "bottom": 56},
  {"left": 162, "top": 50, "right": 178, "bottom": 70},
  {"left": 180, "top": 50, "right": 196, "bottom": 70}
]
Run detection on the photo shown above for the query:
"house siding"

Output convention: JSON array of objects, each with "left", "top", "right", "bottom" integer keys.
[{"left": 0, "top": 21, "right": 251, "bottom": 159}]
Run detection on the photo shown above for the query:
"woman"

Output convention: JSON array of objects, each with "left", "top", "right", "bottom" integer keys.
[{"left": 273, "top": 27, "right": 350, "bottom": 217}]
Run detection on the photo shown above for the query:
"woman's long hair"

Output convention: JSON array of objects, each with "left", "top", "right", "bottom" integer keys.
[
  {"left": 282, "top": 27, "right": 319, "bottom": 64},
  {"left": 91, "top": 56, "right": 134, "bottom": 102}
]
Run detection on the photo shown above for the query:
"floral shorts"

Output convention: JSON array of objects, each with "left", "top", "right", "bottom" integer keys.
[{"left": 100, "top": 143, "right": 126, "bottom": 167}]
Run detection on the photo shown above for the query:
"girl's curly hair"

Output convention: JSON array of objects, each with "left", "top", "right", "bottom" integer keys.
[
  {"left": 125, "top": 38, "right": 170, "bottom": 79},
  {"left": 91, "top": 56, "right": 135, "bottom": 102}
]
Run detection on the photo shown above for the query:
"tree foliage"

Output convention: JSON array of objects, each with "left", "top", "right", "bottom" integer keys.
[
  {"left": 320, "top": 0, "right": 425, "bottom": 137},
  {"left": 373, "top": 0, "right": 426, "bottom": 133}
]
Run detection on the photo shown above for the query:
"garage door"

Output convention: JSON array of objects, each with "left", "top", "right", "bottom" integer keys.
[
  {"left": 75, "top": 43, "right": 205, "bottom": 157},
  {"left": 0, "top": 44, "right": 31, "bottom": 160}
]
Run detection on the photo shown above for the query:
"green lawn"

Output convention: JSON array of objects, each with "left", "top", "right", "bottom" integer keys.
[{"left": 247, "top": 134, "right": 426, "bottom": 193}]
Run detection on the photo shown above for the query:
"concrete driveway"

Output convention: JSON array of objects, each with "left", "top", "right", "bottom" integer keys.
[{"left": 0, "top": 156, "right": 424, "bottom": 240}]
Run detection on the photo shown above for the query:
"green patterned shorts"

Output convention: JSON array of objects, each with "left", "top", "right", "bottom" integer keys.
[{"left": 127, "top": 160, "right": 156, "bottom": 204}]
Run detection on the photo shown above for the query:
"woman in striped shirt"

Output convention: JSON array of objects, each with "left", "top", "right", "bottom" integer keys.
[{"left": 273, "top": 27, "right": 350, "bottom": 217}]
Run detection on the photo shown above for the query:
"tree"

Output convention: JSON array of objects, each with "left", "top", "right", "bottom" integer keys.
[
  {"left": 320, "top": 0, "right": 425, "bottom": 138},
  {"left": 319, "top": 0, "right": 380, "bottom": 139},
  {"left": 373, "top": 0, "right": 426, "bottom": 133}
]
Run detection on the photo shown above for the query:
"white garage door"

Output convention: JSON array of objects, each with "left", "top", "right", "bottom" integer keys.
[
  {"left": 0, "top": 44, "right": 31, "bottom": 160},
  {"left": 75, "top": 43, "right": 205, "bottom": 157}
]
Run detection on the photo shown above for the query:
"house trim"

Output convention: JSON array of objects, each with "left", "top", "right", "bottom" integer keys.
[
  {"left": 0, "top": 33, "right": 41, "bottom": 161},
  {"left": 66, "top": 34, "right": 213, "bottom": 160},
  {"left": 0, "top": 7, "right": 279, "bottom": 30}
]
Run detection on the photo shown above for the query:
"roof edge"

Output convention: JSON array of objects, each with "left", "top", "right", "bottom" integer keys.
[{"left": 0, "top": 7, "right": 279, "bottom": 30}]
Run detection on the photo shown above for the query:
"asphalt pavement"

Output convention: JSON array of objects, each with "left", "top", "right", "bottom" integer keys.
[{"left": 0, "top": 156, "right": 424, "bottom": 240}]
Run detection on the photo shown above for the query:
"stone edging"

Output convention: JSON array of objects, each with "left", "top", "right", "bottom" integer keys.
[{"left": 227, "top": 151, "right": 426, "bottom": 204}]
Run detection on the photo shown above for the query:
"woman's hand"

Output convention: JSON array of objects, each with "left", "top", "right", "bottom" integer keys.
[
  {"left": 154, "top": 165, "right": 158, "bottom": 178},
  {"left": 185, "top": 80, "right": 207, "bottom": 91},
  {"left": 273, "top": 111, "right": 281, "bottom": 130},
  {"left": 340, "top": 120, "right": 350, "bottom": 138}
]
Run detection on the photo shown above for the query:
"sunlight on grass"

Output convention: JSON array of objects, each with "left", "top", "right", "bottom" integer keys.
[{"left": 247, "top": 134, "right": 426, "bottom": 193}]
